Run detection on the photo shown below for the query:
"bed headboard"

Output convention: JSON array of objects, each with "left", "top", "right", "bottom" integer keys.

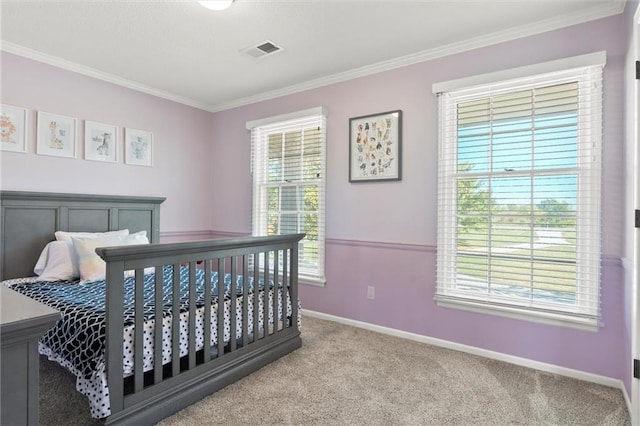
[{"left": 0, "top": 191, "right": 165, "bottom": 281}]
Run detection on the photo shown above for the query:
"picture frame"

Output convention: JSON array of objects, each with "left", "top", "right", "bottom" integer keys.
[
  {"left": 125, "top": 128, "right": 153, "bottom": 167},
  {"left": 37, "top": 111, "right": 77, "bottom": 158},
  {"left": 85, "top": 121, "right": 118, "bottom": 163},
  {"left": 349, "top": 110, "right": 402, "bottom": 182},
  {"left": 0, "top": 104, "right": 28, "bottom": 153}
]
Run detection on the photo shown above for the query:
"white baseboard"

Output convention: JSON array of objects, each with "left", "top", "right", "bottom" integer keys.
[
  {"left": 302, "top": 309, "right": 628, "bottom": 395},
  {"left": 622, "top": 384, "right": 632, "bottom": 424}
]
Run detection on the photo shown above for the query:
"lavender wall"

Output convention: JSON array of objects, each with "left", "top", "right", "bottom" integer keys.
[
  {"left": 211, "top": 14, "right": 629, "bottom": 380},
  {"left": 0, "top": 52, "right": 214, "bottom": 234},
  {"left": 0, "top": 11, "right": 631, "bottom": 383}
]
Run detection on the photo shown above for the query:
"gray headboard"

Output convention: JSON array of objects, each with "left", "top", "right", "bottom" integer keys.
[{"left": 0, "top": 191, "right": 165, "bottom": 281}]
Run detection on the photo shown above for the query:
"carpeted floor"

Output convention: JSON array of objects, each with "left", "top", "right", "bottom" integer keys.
[{"left": 40, "top": 315, "right": 630, "bottom": 425}]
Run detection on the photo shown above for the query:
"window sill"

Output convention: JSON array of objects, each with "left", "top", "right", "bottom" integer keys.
[
  {"left": 299, "top": 275, "right": 326, "bottom": 287},
  {"left": 435, "top": 296, "right": 599, "bottom": 332}
]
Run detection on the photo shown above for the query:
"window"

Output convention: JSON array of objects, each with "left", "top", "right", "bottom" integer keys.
[
  {"left": 247, "top": 107, "right": 326, "bottom": 284},
  {"left": 433, "top": 52, "right": 604, "bottom": 330}
]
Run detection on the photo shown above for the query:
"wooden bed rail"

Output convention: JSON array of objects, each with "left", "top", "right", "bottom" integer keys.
[{"left": 96, "top": 233, "right": 305, "bottom": 425}]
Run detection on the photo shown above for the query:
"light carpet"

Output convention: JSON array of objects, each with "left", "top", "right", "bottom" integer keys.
[{"left": 39, "top": 315, "right": 630, "bottom": 425}]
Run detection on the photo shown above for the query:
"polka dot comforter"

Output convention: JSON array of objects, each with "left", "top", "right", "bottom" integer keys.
[{"left": 3, "top": 266, "right": 300, "bottom": 419}]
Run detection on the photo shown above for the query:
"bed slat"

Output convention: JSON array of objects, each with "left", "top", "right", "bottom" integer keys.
[
  {"left": 253, "top": 253, "right": 259, "bottom": 343},
  {"left": 134, "top": 269, "right": 144, "bottom": 392},
  {"left": 203, "top": 261, "right": 212, "bottom": 361},
  {"left": 290, "top": 244, "right": 299, "bottom": 331},
  {"left": 217, "top": 258, "right": 225, "bottom": 358},
  {"left": 154, "top": 270, "right": 164, "bottom": 385},
  {"left": 263, "top": 250, "right": 269, "bottom": 338},
  {"left": 242, "top": 254, "right": 249, "bottom": 347},
  {"left": 171, "top": 265, "right": 180, "bottom": 378},
  {"left": 282, "top": 249, "right": 288, "bottom": 331},
  {"left": 188, "top": 262, "right": 197, "bottom": 369},
  {"left": 273, "top": 250, "right": 279, "bottom": 332},
  {"left": 104, "top": 261, "right": 126, "bottom": 415},
  {"left": 230, "top": 256, "right": 237, "bottom": 352}
]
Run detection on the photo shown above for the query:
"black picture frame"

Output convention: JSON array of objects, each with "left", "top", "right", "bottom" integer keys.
[{"left": 349, "top": 110, "right": 402, "bottom": 182}]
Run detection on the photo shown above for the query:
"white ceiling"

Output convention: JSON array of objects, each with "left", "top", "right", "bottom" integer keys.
[{"left": 0, "top": 0, "right": 626, "bottom": 112}]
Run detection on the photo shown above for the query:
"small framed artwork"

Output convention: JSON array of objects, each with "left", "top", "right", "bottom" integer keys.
[
  {"left": 125, "top": 128, "right": 153, "bottom": 167},
  {"left": 37, "top": 111, "right": 77, "bottom": 158},
  {"left": 349, "top": 110, "right": 402, "bottom": 182},
  {"left": 85, "top": 121, "right": 117, "bottom": 163},
  {"left": 0, "top": 104, "right": 28, "bottom": 153}
]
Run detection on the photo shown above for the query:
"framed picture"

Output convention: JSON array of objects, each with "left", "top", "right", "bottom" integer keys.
[
  {"left": 85, "top": 121, "right": 117, "bottom": 163},
  {"left": 125, "top": 128, "right": 153, "bottom": 166},
  {"left": 37, "top": 111, "right": 77, "bottom": 158},
  {"left": 1, "top": 104, "right": 28, "bottom": 153},
  {"left": 349, "top": 110, "right": 402, "bottom": 182}
]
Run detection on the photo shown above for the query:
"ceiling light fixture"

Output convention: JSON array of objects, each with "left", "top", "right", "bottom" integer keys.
[{"left": 198, "top": 1, "right": 234, "bottom": 11}]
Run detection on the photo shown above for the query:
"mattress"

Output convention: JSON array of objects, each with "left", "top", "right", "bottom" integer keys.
[{"left": 2, "top": 266, "right": 298, "bottom": 418}]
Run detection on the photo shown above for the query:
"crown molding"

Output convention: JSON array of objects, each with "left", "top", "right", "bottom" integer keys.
[
  {"left": 0, "top": 41, "right": 214, "bottom": 112},
  {"left": 1, "top": 1, "right": 625, "bottom": 113},
  {"left": 211, "top": 1, "right": 625, "bottom": 112}
]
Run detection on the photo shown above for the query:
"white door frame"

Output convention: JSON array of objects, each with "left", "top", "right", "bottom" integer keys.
[{"left": 633, "top": 4, "right": 640, "bottom": 424}]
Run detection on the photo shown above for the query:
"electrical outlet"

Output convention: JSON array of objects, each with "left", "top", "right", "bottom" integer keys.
[{"left": 367, "top": 286, "right": 375, "bottom": 300}]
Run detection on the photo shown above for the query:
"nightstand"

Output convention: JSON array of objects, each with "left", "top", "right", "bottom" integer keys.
[{"left": 1, "top": 286, "right": 60, "bottom": 426}]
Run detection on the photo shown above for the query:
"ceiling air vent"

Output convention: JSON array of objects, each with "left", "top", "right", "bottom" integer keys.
[{"left": 241, "top": 40, "right": 283, "bottom": 59}]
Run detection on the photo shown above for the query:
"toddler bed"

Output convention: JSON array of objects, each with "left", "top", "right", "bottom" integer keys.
[{"left": 0, "top": 191, "right": 303, "bottom": 425}]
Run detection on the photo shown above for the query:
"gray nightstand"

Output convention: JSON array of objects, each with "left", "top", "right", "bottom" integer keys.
[{"left": 1, "top": 286, "right": 60, "bottom": 426}]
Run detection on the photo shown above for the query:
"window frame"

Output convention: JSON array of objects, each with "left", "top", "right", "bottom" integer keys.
[
  {"left": 247, "top": 107, "right": 327, "bottom": 285},
  {"left": 432, "top": 52, "right": 605, "bottom": 331}
]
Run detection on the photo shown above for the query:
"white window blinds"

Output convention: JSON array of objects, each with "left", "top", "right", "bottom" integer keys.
[
  {"left": 248, "top": 108, "right": 326, "bottom": 284},
  {"left": 434, "top": 55, "right": 604, "bottom": 330}
]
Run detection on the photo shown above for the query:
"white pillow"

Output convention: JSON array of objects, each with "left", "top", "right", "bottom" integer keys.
[
  {"left": 123, "top": 230, "right": 149, "bottom": 245},
  {"left": 121, "top": 231, "right": 155, "bottom": 278},
  {"left": 33, "top": 240, "right": 80, "bottom": 281},
  {"left": 55, "top": 229, "right": 129, "bottom": 242},
  {"left": 72, "top": 231, "right": 151, "bottom": 283},
  {"left": 34, "top": 242, "right": 54, "bottom": 275}
]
